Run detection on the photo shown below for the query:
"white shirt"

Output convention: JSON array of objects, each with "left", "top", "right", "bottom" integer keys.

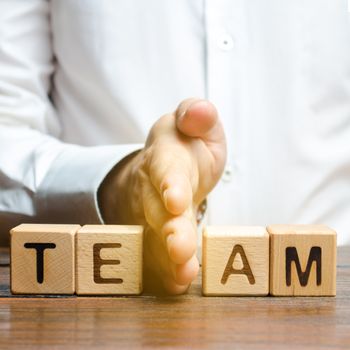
[{"left": 0, "top": 0, "right": 350, "bottom": 245}]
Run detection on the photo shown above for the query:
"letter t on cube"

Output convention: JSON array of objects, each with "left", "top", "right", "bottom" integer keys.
[
  {"left": 11, "top": 224, "right": 79, "bottom": 294},
  {"left": 202, "top": 226, "right": 269, "bottom": 296}
]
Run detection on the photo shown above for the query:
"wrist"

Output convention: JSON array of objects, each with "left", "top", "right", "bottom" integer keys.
[{"left": 97, "top": 150, "right": 141, "bottom": 224}]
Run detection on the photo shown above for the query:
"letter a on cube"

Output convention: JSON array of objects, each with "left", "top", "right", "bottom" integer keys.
[
  {"left": 11, "top": 224, "right": 79, "bottom": 294},
  {"left": 76, "top": 225, "right": 143, "bottom": 295},
  {"left": 268, "top": 224, "right": 336, "bottom": 296},
  {"left": 202, "top": 226, "right": 269, "bottom": 296}
]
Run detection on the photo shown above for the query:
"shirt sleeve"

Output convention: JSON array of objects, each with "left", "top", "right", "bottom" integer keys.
[{"left": 0, "top": 0, "right": 142, "bottom": 243}]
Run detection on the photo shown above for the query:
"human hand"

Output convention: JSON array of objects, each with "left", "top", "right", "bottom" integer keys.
[{"left": 99, "top": 98, "right": 227, "bottom": 294}]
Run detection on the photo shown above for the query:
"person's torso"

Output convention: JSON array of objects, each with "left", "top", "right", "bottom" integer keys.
[{"left": 49, "top": 0, "right": 350, "bottom": 245}]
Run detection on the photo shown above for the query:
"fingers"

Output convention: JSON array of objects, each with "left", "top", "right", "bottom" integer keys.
[
  {"left": 139, "top": 98, "right": 226, "bottom": 294},
  {"left": 161, "top": 172, "right": 193, "bottom": 215},
  {"left": 141, "top": 166, "right": 199, "bottom": 295},
  {"left": 162, "top": 255, "right": 200, "bottom": 294},
  {"left": 147, "top": 144, "right": 196, "bottom": 216},
  {"left": 175, "top": 255, "right": 200, "bottom": 286},
  {"left": 141, "top": 175, "right": 197, "bottom": 264},
  {"left": 140, "top": 171, "right": 173, "bottom": 232},
  {"left": 144, "top": 98, "right": 224, "bottom": 218},
  {"left": 143, "top": 227, "right": 199, "bottom": 294},
  {"left": 162, "top": 279, "right": 190, "bottom": 295},
  {"left": 162, "top": 215, "right": 197, "bottom": 264},
  {"left": 175, "top": 98, "right": 225, "bottom": 145}
]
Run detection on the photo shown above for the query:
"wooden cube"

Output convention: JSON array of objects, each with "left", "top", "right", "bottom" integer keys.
[
  {"left": 268, "top": 224, "right": 337, "bottom": 296},
  {"left": 11, "top": 224, "right": 79, "bottom": 294},
  {"left": 202, "top": 226, "right": 269, "bottom": 296},
  {"left": 76, "top": 225, "right": 143, "bottom": 295}
]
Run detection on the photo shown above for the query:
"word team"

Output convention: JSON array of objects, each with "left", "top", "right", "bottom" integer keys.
[{"left": 10, "top": 223, "right": 336, "bottom": 296}]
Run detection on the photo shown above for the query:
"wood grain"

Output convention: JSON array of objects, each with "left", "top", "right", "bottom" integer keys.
[
  {"left": 202, "top": 226, "right": 269, "bottom": 296},
  {"left": 10, "top": 224, "right": 80, "bottom": 294},
  {"left": 0, "top": 247, "right": 349, "bottom": 349},
  {"left": 268, "top": 224, "right": 337, "bottom": 296},
  {"left": 76, "top": 225, "right": 143, "bottom": 295}
]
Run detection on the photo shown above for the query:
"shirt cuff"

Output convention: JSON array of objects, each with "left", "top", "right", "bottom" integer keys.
[{"left": 35, "top": 143, "right": 143, "bottom": 224}]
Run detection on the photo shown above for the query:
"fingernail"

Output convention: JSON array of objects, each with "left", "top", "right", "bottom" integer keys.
[
  {"left": 179, "top": 101, "right": 197, "bottom": 119},
  {"left": 179, "top": 108, "right": 187, "bottom": 119}
]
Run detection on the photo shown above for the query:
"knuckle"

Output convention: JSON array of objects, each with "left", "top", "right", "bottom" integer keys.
[{"left": 148, "top": 113, "right": 174, "bottom": 138}]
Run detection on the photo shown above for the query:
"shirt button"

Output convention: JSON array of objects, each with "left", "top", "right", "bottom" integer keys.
[
  {"left": 218, "top": 33, "right": 234, "bottom": 51},
  {"left": 222, "top": 164, "right": 233, "bottom": 182}
]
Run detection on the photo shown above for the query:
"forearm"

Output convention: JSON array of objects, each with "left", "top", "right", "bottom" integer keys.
[
  {"left": 98, "top": 149, "right": 143, "bottom": 225},
  {"left": 0, "top": 123, "right": 142, "bottom": 232}
]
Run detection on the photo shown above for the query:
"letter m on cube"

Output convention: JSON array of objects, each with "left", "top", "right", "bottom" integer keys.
[{"left": 268, "top": 225, "right": 336, "bottom": 296}]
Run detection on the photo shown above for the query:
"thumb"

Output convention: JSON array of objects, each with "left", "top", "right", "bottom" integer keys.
[{"left": 175, "top": 98, "right": 225, "bottom": 145}]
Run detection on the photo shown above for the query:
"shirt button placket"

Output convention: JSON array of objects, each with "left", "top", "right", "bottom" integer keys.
[
  {"left": 204, "top": 0, "right": 245, "bottom": 223},
  {"left": 205, "top": 0, "right": 239, "bottom": 175}
]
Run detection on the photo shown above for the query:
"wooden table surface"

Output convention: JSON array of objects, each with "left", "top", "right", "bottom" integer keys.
[{"left": 0, "top": 247, "right": 349, "bottom": 349}]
